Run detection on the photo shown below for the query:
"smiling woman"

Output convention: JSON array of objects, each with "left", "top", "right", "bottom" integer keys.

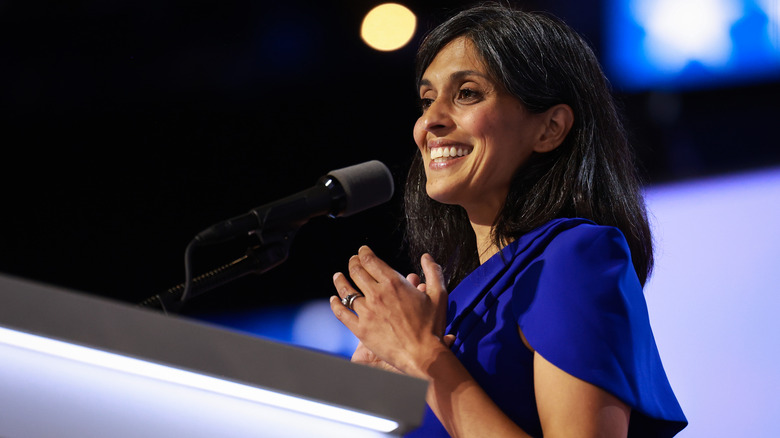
[
  {"left": 413, "top": 37, "right": 573, "bottom": 249},
  {"left": 329, "top": 3, "right": 687, "bottom": 437}
]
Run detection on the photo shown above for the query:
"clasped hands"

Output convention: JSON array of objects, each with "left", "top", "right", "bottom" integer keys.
[{"left": 329, "top": 246, "right": 454, "bottom": 378}]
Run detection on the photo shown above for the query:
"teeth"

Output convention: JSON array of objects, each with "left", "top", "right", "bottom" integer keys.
[{"left": 430, "top": 147, "right": 470, "bottom": 160}]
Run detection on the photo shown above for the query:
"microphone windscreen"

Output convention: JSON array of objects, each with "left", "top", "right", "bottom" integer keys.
[{"left": 327, "top": 160, "right": 395, "bottom": 217}]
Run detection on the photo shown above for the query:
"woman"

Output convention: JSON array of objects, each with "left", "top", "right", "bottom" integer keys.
[{"left": 329, "top": 4, "right": 687, "bottom": 437}]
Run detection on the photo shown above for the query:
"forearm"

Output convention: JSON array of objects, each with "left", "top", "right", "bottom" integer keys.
[{"left": 413, "top": 343, "right": 531, "bottom": 438}]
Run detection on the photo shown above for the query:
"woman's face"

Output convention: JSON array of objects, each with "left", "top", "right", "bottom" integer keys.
[{"left": 413, "top": 37, "right": 547, "bottom": 224}]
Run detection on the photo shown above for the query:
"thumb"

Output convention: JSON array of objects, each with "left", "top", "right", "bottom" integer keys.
[
  {"left": 421, "top": 253, "right": 445, "bottom": 301},
  {"left": 421, "top": 253, "right": 448, "bottom": 336}
]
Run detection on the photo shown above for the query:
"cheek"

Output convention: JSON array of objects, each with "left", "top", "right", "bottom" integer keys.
[
  {"left": 413, "top": 118, "right": 427, "bottom": 153},
  {"left": 467, "top": 110, "right": 494, "bottom": 138}
]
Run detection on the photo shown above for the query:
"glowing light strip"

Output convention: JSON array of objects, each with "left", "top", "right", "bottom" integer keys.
[{"left": 0, "top": 326, "right": 399, "bottom": 433}]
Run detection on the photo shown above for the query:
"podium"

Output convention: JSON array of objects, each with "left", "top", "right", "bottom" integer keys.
[{"left": 0, "top": 274, "right": 428, "bottom": 437}]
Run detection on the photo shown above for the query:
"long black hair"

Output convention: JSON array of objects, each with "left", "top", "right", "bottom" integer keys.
[{"left": 404, "top": 3, "right": 654, "bottom": 288}]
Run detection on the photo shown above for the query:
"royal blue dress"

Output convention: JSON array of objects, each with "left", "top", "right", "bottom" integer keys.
[{"left": 406, "top": 218, "right": 687, "bottom": 437}]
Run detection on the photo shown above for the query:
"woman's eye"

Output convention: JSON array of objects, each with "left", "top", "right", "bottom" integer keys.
[
  {"left": 420, "top": 98, "right": 434, "bottom": 111},
  {"left": 458, "top": 88, "right": 480, "bottom": 101}
]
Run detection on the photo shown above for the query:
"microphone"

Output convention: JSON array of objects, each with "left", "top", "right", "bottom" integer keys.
[
  {"left": 195, "top": 160, "right": 394, "bottom": 244},
  {"left": 139, "top": 160, "right": 393, "bottom": 313}
]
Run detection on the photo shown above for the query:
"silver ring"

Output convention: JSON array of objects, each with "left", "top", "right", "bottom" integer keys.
[{"left": 341, "top": 293, "right": 362, "bottom": 311}]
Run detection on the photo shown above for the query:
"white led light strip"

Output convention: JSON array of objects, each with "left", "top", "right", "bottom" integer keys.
[{"left": 0, "top": 326, "right": 399, "bottom": 433}]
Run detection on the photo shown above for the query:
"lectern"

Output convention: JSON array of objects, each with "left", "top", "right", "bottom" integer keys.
[{"left": 0, "top": 274, "right": 428, "bottom": 437}]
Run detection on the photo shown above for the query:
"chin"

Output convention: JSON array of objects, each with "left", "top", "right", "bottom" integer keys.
[{"left": 425, "top": 183, "right": 462, "bottom": 206}]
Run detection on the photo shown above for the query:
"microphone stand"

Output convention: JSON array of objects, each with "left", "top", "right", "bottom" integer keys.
[
  {"left": 139, "top": 227, "right": 296, "bottom": 314},
  {"left": 138, "top": 176, "right": 346, "bottom": 314}
]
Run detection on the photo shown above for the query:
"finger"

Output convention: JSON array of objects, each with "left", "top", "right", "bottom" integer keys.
[
  {"left": 421, "top": 253, "right": 446, "bottom": 299},
  {"left": 406, "top": 273, "right": 421, "bottom": 288},
  {"left": 351, "top": 341, "right": 374, "bottom": 364},
  {"left": 405, "top": 273, "right": 428, "bottom": 293},
  {"left": 406, "top": 273, "right": 428, "bottom": 292},
  {"left": 329, "top": 295, "right": 360, "bottom": 333},
  {"left": 332, "top": 272, "right": 359, "bottom": 300},
  {"left": 333, "top": 272, "right": 367, "bottom": 313},
  {"left": 421, "top": 253, "right": 448, "bottom": 336},
  {"left": 351, "top": 341, "right": 366, "bottom": 360},
  {"left": 357, "top": 246, "right": 400, "bottom": 283},
  {"left": 346, "top": 294, "right": 367, "bottom": 313},
  {"left": 442, "top": 334, "right": 456, "bottom": 348},
  {"left": 348, "top": 254, "right": 380, "bottom": 292}
]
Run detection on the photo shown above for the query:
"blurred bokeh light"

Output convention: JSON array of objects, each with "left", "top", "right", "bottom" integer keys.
[
  {"left": 606, "top": 0, "right": 780, "bottom": 89},
  {"left": 361, "top": 3, "right": 417, "bottom": 51}
]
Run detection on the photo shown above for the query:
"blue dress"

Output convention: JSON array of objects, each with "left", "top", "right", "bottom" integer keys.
[{"left": 406, "top": 218, "right": 687, "bottom": 437}]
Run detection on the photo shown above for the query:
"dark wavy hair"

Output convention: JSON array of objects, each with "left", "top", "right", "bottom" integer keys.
[{"left": 404, "top": 3, "right": 653, "bottom": 288}]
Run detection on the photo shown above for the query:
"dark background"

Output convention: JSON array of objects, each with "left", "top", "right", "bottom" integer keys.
[{"left": 1, "top": 0, "right": 778, "bottom": 316}]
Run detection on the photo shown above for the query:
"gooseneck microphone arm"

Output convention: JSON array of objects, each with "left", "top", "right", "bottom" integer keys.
[
  {"left": 137, "top": 242, "right": 289, "bottom": 314},
  {"left": 139, "top": 184, "right": 337, "bottom": 314},
  {"left": 138, "top": 160, "right": 394, "bottom": 313}
]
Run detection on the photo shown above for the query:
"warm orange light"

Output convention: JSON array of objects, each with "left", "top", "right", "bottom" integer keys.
[{"left": 360, "top": 3, "right": 417, "bottom": 51}]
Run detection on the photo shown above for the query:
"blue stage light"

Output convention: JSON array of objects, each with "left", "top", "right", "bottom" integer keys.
[{"left": 605, "top": 0, "right": 780, "bottom": 90}]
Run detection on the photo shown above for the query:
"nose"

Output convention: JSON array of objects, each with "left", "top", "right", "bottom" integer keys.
[{"left": 420, "top": 98, "right": 453, "bottom": 134}]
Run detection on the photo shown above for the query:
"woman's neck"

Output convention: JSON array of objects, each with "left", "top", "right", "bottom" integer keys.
[
  {"left": 463, "top": 198, "right": 508, "bottom": 264},
  {"left": 471, "top": 221, "right": 500, "bottom": 265}
]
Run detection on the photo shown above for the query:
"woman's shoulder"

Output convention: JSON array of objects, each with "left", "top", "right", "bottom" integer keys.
[
  {"left": 509, "top": 219, "right": 687, "bottom": 436},
  {"left": 505, "top": 217, "right": 630, "bottom": 264},
  {"left": 545, "top": 219, "right": 630, "bottom": 258}
]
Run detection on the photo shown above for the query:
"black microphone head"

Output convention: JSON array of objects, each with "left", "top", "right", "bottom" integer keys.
[{"left": 326, "top": 160, "right": 394, "bottom": 217}]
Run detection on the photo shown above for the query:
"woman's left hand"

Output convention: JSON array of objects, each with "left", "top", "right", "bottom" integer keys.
[{"left": 329, "top": 246, "right": 449, "bottom": 377}]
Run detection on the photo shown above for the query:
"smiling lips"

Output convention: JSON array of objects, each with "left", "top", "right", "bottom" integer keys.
[{"left": 429, "top": 145, "right": 473, "bottom": 162}]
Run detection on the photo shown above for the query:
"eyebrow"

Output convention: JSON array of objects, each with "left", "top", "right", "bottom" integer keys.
[{"left": 418, "top": 70, "right": 491, "bottom": 90}]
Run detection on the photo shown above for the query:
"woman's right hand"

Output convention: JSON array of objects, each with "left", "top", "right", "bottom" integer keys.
[{"left": 351, "top": 341, "right": 402, "bottom": 373}]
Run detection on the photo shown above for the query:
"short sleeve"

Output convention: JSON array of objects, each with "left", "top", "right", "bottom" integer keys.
[{"left": 513, "top": 223, "right": 687, "bottom": 436}]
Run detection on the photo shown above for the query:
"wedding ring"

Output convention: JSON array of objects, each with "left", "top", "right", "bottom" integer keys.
[{"left": 341, "top": 293, "right": 362, "bottom": 311}]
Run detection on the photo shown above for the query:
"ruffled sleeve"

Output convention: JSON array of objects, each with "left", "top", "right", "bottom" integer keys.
[{"left": 512, "top": 223, "right": 687, "bottom": 436}]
